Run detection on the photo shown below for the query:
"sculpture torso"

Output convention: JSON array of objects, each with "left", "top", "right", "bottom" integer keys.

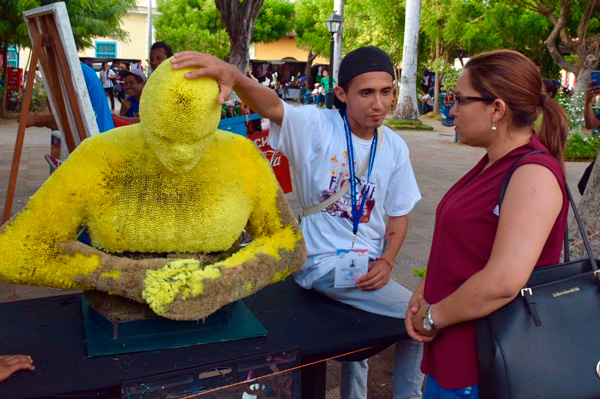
[{"left": 85, "top": 127, "right": 253, "bottom": 254}]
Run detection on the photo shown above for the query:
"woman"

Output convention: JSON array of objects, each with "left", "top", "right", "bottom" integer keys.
[{"left": 405, "top": 50, "right": 569, "bottom": 398}]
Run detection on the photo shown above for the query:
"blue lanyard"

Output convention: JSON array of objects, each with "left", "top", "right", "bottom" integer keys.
[{"left": 342, "top": 111, "right": 378, "bottom": 241}]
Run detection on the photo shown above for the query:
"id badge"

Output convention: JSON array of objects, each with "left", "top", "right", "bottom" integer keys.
[{"left": 334, "top": 249, "right": 369, "bottom": 288}]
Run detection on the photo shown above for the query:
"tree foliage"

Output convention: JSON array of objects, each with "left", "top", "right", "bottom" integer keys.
[
  {"left": 293, "top": 0, "right": 332, "bottom": 80},
  {"left": 155, "top": 0, "right": 293, "bottom": 70},
  {"left": 0, "top": 0, "right": 134, "bottom": 117},
  {"left": 8, "top": 0, "right": 135, "bottom": 50},
  {"left": 508, "top": 0, "right": 600, "bottom": 94},
  {"left": 155, "top": 0, "right": 229, "bottom": 59},
  {"left": 253, "top": 0, "right": 294, "bottom": 44},
  {"left": 344, "top": 0, "right": 406, "bottom": 65},
  {"left": 293, "top": 0, "right": 331, "bottom": 58}
]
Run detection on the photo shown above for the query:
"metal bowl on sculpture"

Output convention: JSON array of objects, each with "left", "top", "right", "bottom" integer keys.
[{"left": 0, "top": 58, "right": 307, "bottom": 323}]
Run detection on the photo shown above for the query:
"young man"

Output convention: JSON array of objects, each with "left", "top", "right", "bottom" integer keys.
[
  {"left": 150, "top": 41, "right": 174, "bottom": 73},
  {"left": 117, "top": 69, "right": 147, "bottom": 124},
  {"left": 170, "top": 46, "right": 424, "bottom": 399},
  {"left": 320, "top": 69, "right": 336, "bottom": 109}
]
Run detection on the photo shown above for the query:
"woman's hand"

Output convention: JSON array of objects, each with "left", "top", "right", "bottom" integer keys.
[{"left": 410, "top": 295, "right": 438, "bottom": 342}]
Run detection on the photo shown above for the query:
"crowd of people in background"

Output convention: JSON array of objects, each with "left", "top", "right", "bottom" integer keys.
[{"left": 95, "top": 41, "right": 173, "bottom": 124}]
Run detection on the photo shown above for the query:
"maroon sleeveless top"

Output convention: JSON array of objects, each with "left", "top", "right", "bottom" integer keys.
[{"left": 421, "top": 134, "right": 568, "bottom": 389}]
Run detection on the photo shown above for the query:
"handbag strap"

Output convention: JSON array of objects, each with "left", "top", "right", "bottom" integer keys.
[
  {"left": 498, "top": 150, "right": 598, "bottom": 276},
  {"left": 300, "top": 125, "right": 384, "bottom": 218}
]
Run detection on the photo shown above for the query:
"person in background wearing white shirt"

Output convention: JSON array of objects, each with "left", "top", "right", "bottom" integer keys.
[
  {"left": 99, "top": 61, "right": 117, "bottom": 111},
  {"left": 304, "top": 82, "right": 325, "bottom": 106}
]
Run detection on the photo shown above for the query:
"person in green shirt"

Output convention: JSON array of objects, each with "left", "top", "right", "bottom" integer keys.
[
  {"left": 320, "top": 69, "right": 335, "bottom": 91},
  {"left": 320, "top": 70, "right": 336, "bottom": 109}
]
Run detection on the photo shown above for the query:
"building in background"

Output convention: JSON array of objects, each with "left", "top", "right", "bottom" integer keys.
[{"left": 17, "top": 0, "right": 156, "bottom": 72}]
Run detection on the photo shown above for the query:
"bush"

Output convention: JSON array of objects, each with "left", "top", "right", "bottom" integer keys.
[
  {"left": 29, "top": 79, "right": 48, "bottom": 112},
  {"left": 564, "top": 131, "right": 600, "bottom": 160},
  {"left": 555, "top": 92, "right": 585, "bottom": 131}
]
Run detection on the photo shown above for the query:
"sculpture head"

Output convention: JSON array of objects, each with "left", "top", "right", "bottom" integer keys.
[{"left": 139, "top": 58, "right": 221, "bottom": 173}]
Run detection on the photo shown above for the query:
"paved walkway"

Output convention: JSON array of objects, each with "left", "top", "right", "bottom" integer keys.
[{"left": 0, "top": 115, "right": 590, "bottom": 397}]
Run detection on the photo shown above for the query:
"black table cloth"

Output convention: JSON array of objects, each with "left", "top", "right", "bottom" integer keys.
[{"left": 0, "top": 278, "right": 408, "bottom": 398}]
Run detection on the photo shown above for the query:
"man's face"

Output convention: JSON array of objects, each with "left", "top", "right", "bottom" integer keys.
[
  {"left": 334, "top": 71, "right": 394, "bottom": 134},
  {"left": 150, "top": 48, "right": 169, "bottom": 71},
  {"left": 124, "top": 75, "right": 145, "bottom": 100},
  {"left": 323, "top": 70, "right": 329, "bottom": 78}
]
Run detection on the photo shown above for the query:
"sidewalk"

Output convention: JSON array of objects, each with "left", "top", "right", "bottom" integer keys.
[{"left": 0, "top": 116, "right": 590, "bottom": 397}]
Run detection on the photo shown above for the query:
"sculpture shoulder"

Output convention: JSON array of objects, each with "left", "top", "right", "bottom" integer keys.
[
  {"left": 71, "top": 125, "right": 146, "bottom": 162},
  {"left": 212, "top": 131, "right": 266, "bottom": 160}
]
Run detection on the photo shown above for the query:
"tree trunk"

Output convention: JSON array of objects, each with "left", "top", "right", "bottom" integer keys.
[
  {"left": 305, "top": 50, "right": 317, "bottom": 84},
  {"left": 215, "top": 0, "right": 265, "bottom": 72},
  {"left": 393, "top": 0, "right": 421, "bottom": 121},
  {"left": 432, "top": 35, "right": 441, "bottom": 116},
  {"left": 569, "top": 153, "right": 600, "bottom": 259}
]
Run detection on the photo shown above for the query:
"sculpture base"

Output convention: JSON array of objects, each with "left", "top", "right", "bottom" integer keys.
[{"left": 82, "top": 292, "right": 266, "bottom": 357}]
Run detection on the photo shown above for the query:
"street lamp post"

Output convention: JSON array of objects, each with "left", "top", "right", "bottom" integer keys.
[{"left": 325, "top": 12, "right": 343, "bottom": 109}]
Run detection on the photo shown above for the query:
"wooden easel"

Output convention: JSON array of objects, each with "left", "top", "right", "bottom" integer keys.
[{"left": 2, "top": 2, "right": 98, "bottom": 223}]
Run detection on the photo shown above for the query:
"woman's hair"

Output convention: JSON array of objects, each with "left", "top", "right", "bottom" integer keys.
[
  {"left": 465, "top": 50, "right": 568, "bottom": 165},
  {"left": 542, "top": 78, "right": 557, "bottom": 98}
]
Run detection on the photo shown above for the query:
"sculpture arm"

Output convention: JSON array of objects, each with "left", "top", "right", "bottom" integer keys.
[{"left": 0, "top": 141, "right": 105, "bottom": 290}]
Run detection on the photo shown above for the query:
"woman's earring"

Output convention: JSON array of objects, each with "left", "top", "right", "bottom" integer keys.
[{"left": 491, "top": 121, "right": 497, "bottom": 132}]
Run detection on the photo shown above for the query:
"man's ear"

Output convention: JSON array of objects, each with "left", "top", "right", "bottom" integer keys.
[{"left": 334, "top": 86, "right": 346, "bottom": 104}]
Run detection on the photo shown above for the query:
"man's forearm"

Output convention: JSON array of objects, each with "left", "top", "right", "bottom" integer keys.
[
  {"left": 380, "top": 215, "right": 408, "bottom": 264},
  {"left": 232, "top": 74, "right": 284, "bottom": 126}
]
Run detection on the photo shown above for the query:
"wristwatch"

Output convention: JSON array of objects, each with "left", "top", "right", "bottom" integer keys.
[{"left": 422, "top": 304, "right": 439, "bottom": 333}]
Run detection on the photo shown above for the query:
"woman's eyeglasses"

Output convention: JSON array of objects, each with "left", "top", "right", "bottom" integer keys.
[{"left": 447, "top": 90, "right": 495, "bottom": 106}]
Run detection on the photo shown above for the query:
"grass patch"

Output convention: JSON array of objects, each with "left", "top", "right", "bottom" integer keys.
[
  {"left": 385, "top": 119, "right": 434, "bottom": 131},
  {"left": 420, "top": 112, "right": 442, "bottom": 121}
]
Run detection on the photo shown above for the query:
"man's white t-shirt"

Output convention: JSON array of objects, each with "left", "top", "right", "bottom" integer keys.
[{"left": 270, "top": 101, "right": 421, "bottom": 289}]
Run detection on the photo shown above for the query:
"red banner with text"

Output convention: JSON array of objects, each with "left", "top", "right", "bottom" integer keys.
[{"left": 248, "top": 129, "right": 293, "bottom": 194}]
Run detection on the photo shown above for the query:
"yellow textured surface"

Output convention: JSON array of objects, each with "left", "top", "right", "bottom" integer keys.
[
  {"left": 0, "top": 58, "right": 305, "bottom": 318},
  {"left": 143, "top": 259, "right": 222, "bottom": 314}
]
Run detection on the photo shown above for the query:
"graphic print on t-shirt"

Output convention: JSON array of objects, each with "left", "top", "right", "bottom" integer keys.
[{"left": 320, "top": 150, "right": 376, "bottom": 221}]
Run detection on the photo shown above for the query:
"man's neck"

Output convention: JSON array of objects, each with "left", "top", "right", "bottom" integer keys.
[{"left": 346, "top": 115, "right": 376, "bottom": 140}]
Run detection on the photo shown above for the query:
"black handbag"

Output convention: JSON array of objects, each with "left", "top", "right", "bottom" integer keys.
[{"left": 476, "top": 150, "right": 600, "bottom": 399}]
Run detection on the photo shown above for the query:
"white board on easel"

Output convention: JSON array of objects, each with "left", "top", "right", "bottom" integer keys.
[
  {"left": 23, "top": 1, "right": 99, "bottom": 149},
  {"left": 3, "top": 2, "right": 100, "bottom": 223}
]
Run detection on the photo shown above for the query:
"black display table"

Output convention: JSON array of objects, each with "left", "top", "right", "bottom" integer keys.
[{"left": 0, "top": 278, "right": 408, "bottom": 398}]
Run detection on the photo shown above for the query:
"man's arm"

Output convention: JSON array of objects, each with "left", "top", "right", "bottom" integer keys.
[
  {"left": 356, "top": 215, "right": 408, "bottom": 291},
  {"left": 119, "top": 98, "right": 132, "bottom": 117},
  {"left": 584, "top": 83, "right": 600, "bottom": 130},
  {"left": 19, "top": 111, "right": 59, "bottom": 130},
  {"left": 171, "top": 52, "right": 284, "bottom": 126},
  {"left": 114, "top": 115, "right": 140, "bottom": 124}
]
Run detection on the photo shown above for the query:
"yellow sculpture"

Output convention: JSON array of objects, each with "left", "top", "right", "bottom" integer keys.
[{"left": 0, "top": 59, "right": 306, "bottom": 320}]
